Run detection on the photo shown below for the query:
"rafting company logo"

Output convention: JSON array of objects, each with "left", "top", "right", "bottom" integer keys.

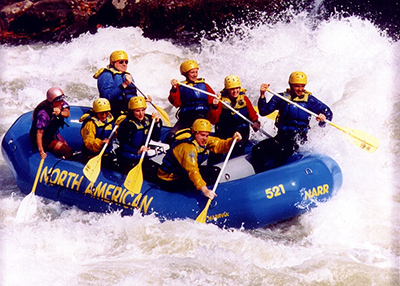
[
  {"left": 304, "top": 184, "right": 329, "bottom": 200},
  {"left": 207, "top": 212, "right": 229, "bottom": 222},
  {"left": 39, "top": 166, "right": 153, "bottom": 214},
  {"left": 296, "top": 184, "right": 330, "bottom": 210}
]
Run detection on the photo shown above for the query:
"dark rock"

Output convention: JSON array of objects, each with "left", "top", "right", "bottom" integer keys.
[
  {"left": 0, "top": 0, "right": 285, "bottom": 45},
  {"left": 0, "top": 0, "right": 399, "bottom": 45}
]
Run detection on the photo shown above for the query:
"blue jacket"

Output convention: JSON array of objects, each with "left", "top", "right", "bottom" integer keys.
[
  {"left": 95, "top": 68, "right": 137, "bottom": 115},
  {"left": 117, "top": 114, "right": 162, "bottom": 161},
  {"left": 258, "top": 89, "right": 333, "bottom": 132}
]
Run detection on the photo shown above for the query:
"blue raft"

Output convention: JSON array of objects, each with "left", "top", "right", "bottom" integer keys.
[{"left": 2, "top": 106, "right": 343, "bottom": 229}]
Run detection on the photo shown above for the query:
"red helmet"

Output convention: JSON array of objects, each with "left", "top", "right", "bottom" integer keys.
[{"left": 46, "top": 87, "right": 64, "bottom": 103}]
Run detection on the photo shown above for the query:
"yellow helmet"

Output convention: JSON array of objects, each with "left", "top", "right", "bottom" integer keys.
[
  {"left": 180, "top": 60, "right": 199, "bottom": 75},
  {"left": 128, "top": 96, "right": 147, "bottom": 110},
  {"left": 192, "top": 118, "right": 211, "bottom": 133},
  {"left": 224, "top": 75, "right": 241, "bottom": 89},
  {"left": 110, "top": 50, "right": 128, "bottom": 63},
  {"left": 93, "top": 98, "right": 111, "bottom": 113},
  {"left": 289, "top": 71, "right": 307, "bottom": 85}
]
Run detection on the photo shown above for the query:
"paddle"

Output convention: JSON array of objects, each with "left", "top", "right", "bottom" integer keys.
[
  {"left": 253, "top": 106, "right": 278, "bottom": 121},
  {"left": 195, "top": 138, "right": 237, "bottom": 223},
  {"left": 83, "top": 124, "right": 119, "bottom": 182},
  {"left": 179, "top": 82, "right": 272, "bottom": 138},
  {"left": 266, "top": 89, "right": 379, "bottom": 153},
  {"left": 132, "top": 83, "right": 171, "bottom": 127},
  {"left": 16, "top": 157, "right": 45, "bottom": 222},
  {"left": 124, "top": 118, "right": 156, "bottom": 194}
]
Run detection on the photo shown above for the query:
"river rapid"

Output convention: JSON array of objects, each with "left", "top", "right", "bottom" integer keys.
[{"left": 0, "top": 6, "right": 399, "bottom": 286}]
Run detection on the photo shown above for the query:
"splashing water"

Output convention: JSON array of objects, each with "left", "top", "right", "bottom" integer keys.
[{"left": 0, "top": 11, "right": 399, "bottom": 285}]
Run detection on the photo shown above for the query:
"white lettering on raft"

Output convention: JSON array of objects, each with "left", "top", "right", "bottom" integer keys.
[{"left": 38, "top": 166, "right": 153, "bottom": 214}]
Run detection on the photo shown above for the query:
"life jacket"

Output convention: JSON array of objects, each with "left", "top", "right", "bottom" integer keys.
[
  {"left": 80, "top": 111, "right": 115, "bottom": 156},
  {"left": 275, "top": 89, "right": 312, "bottom": 132},
  {"left": 159, "top": 128, "right": 209, "bottom": 177},
  {"left": 117, "top": 115, "right": 153, "bottom": 160},
  {"left": 93, "top": 67, "right": 125, "bottom": 79},
  {"left": 178, "top": 78, "right": 210, "bottom": 117},
  {"left": 216, "top": 89, "right": 249, "bottom": 137},
  {"left": 29, "top": 100, "right": 67, "bottom": 147},
  {"left": 93, "top": 67, "right": 137, "bottom": 116}
]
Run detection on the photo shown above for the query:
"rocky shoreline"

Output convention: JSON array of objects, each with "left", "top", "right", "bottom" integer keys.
[
  {"left": 0, "top": 0, "right": 287, "bottom": 45},
  {"left": 1, "top": 0, "right": 399, "bottom": 45}
]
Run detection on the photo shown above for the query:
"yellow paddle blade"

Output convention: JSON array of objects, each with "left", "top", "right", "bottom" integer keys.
[
  {"left": 253, "top": 106, "right": 278, "bottom": 121},
  {"left": 124, "top": 162, "right": 143, "bottom": 194},
  {"left": 153, "top": 104, "right": 171, "bottom": 127},
  {"left": 195, "top": 199, "right": 211, "bottom": 223},
  {"left": 83, "top": 154, "right": 102, "bottom": 183},
  {"left": 330, "top": 122, "right": 380, "bottom": 153}
]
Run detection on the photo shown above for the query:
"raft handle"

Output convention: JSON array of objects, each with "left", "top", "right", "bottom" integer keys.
[{"left": 305, "top": 168, "right": 313, "bottom": 175}]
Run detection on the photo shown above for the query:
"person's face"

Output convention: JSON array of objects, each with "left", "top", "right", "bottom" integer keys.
[
  {"left": 52, "top": 100, "right": 63, "bottom": 109},
  {"left": 228, "top": 87, "right": 240, "bottom": 99},
  {"left": 113, "top": 59, "right": 128, "bottom": 72},
  {"left": 290, "top": 84, "right": 306, "bottom": 97},
  {"left": 195, "top": 131, "right": 209, "bottom": 146},
  {"left": 186, "top": 68, "right": 199, "bottom": 82},
  {"left": 133, "top": 108, "right": 146, "bottom": 121},
  {"left": 97, "top": 111, "right": 109, "bottom": 122}
]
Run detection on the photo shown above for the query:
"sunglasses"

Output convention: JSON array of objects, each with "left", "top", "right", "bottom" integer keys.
[
  {"left": 53, "top": 95, "right": 65, "bottom": 102},
  {"left": 117, "top": 60, "right": 128, "bottom": 65}
]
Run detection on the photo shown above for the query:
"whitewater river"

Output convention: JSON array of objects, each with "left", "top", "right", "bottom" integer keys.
[{"left": 0, "top": 9, "right": 399, "bottom": 286}]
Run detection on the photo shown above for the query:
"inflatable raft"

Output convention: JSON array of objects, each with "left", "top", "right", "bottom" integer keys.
[{"left": 2, "top": 106, "right": 343, "bottom": 229}]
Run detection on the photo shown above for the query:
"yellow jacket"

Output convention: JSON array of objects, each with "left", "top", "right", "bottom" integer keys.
[
  {"left": 80, "top": 115, "right": 114, "bottom": 153},
  {"left": 158, "top": 136, "right": 234, "bottom": 190}
]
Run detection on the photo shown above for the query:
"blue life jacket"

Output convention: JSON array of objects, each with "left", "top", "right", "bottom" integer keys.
[
  {"left": 117, "top": 114, "right": 159, "bottom": 161},
  {"left": 81, "top": 114, "right": 115, "bottom": 156},
  {"left": 215, "top": 89, "right": 249, "bottom": 138},
  {"left": 178, "top": 79, "right": 209, "bottom": 118}
]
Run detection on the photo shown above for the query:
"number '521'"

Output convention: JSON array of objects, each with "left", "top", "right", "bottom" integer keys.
[{"left": 265, "top": 184, "right": 285, "bottom": 199}]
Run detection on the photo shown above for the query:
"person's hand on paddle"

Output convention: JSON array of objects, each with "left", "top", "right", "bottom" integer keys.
[
  {"left": 122, "top": 74, "right": 133, "bottom": 88},
  {"left": 260, "top": 83, "right": 270, "bottom": 98},
  {"left": 232, "top": 131, "right": 242, "bottom": 142},
  {"left": 102, "top": 138, "right": 110, "bottom": 146},
  {"left": 252, "top": 120, "right": 261, "bottom": 132},
  {"left": 316, "top": 113, "right": 326, "bottom": 122},
  {"left": 212, "top": 93, "right": 221, "bottom": 106},
  {"left": 200, "top": 185, "right": 217, "bottom": 200},
  {"left": 145, "top": 94, "right": 152, "bottom": 103},
  {"left": 171, "top": 79, "right": 178, "bottom": 90},
  {"left": 39, "top": 150, "right": 47, "bottom": 159},
  {"left": 138, "top": 145, "right": 150, "bottom": 155},
  {"left": 151, "top": 112, "right": 160, "bottom": 122}
]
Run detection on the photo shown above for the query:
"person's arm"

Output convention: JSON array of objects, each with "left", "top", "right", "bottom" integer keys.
[
  {"left": 206, "top": 133, "right": 241, "bottom": 154},
  {"left": 60, "top": 102, "right": 70, "bottom": 118},
  {"left": 150, "top": 113, "right": 162, "bottom": 142},
  {"left": 81, "top": 121, "right": 104, "bottom": 153},
  {"left": 307, "top": 95, "right": 333, "bottom": 126},
  {"left": 205, "top": 83, "right": 221, "bottom": 124},
  {"left": 36, "top": 129, "right": 46, "bottom": 159},
  {"left": 258, "top": 93, "right": 281, "bottom": 116},
  {"left": 97, "top": 72, "right": 125, "bottom": 101},
  {"left": 244, "top": 96, "right": 259, "bottom": 122},
  {"left": 168, "top": 79, "right": 181, "bottom": 107},
  {"left": 173, "top": 143, "right": 207, "bottom": 190}
]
